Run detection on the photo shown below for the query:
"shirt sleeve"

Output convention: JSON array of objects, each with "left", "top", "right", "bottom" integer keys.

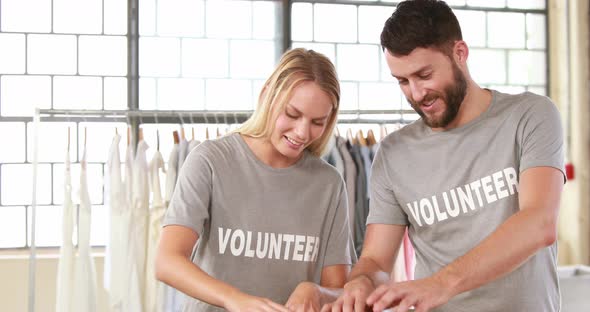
[
  {"left": 518, "top": 95, "right": 566, "bottom": 181},
  {"left": 366, "top": 143, "right": 409, "bottom": 225},
  {"left": 323, "top": 181, "right": 357, "bottom": 266},
  {"left": 162, "top": 147, "right": 213, "bottom": 237}
]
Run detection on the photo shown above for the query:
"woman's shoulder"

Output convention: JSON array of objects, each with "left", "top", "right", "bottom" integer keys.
[
  {"left": 187, "top": 133, "right": 242, "bottom": 165},
  {"left": 305, "top": 154, "right": 345, "bottom": 186}
]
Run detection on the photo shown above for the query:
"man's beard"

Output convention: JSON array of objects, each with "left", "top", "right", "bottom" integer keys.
[{"left": 409, "top": 62, "right": 467, "bottom": 128}]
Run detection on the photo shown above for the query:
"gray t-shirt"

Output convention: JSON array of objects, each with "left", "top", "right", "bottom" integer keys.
[
  {"left": 368, "top": 91, "right": 564, "bottom": 312},
  {"left": 164, "top": 133, "right": 355, "bottom": 311}
]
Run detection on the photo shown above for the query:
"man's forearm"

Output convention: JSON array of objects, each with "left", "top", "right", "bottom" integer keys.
[
  {"left": 436, "top": 208, "right": 556, "bottom": 297},
  {"left": 349, "top": 256, "right": 392, "bottom": 287}
]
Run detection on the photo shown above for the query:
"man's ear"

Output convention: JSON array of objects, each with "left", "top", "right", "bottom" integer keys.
[{"left": 453, "top": 40, "right": 469, "bottom": 64}]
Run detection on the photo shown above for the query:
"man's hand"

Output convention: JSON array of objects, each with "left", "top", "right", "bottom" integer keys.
[
  {"left": 366, "top": 275, "right": 452, "bottom": 312},
  {"left": 320, "top": 275, "right": 375, "bottom": 312},
  {"left": 286, "top": 282, "right": 322, "bottom": 312}
]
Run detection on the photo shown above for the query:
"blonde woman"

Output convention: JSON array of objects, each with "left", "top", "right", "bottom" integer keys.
[{"left": 156, "top": 48, "right": 355, "bottom": 312}]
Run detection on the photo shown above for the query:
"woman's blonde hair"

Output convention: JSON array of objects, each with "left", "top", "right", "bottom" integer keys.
[{"left": 236, "top": 48, "right": 340, "bottom": 157}]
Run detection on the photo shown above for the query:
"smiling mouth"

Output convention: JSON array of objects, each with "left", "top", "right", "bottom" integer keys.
[{"left": 284, "top": 135, "right": 304, "bottom": 147}]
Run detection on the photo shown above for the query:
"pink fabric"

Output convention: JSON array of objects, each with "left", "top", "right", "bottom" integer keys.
[{"left": 403, "top": 229, "right": 415, "bottom": 280}]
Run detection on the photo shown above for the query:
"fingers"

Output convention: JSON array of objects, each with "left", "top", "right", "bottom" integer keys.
[{"left": 366, "top": 284, "right": 388, "bottom": 306}]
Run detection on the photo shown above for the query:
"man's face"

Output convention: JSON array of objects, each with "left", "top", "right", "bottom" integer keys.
[{"left": 385, "top": 47, "right": 467, "bottom": 129}]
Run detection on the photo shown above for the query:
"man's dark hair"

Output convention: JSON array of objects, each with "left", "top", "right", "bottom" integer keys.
[{"left": 381, "top": 0, "right": 462, "bottom": 56}]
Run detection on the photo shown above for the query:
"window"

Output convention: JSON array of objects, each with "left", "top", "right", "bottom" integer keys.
[{"left": 0, "top": 0, "right": 548, "bottom": 249}]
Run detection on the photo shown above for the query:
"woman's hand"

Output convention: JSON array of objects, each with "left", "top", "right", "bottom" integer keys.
[
  {"left": 285, "top": 282, "right": 322, "bottom": 312},
  {"left": 225, "top": 291, "right": 290, "bottom": 312}
]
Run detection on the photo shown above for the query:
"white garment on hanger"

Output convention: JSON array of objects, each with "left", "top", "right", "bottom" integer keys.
[
  {"left": 164, "top": 142, "right": 179, "bottom": 206},
  {"left": 104, "top": 134, "right": 128, "bottom": 311},
  {"left": 127, "top": 140, "right": 150, "bottom": 311},
  {"left": 72, "top": 148, "right": 98, "bottom": 312},
  {"left": 146, "top": 150, "right": 167, "bottom": 312},
  {"left": 55, "top": 150, "right": 75, "bottom": 312}
]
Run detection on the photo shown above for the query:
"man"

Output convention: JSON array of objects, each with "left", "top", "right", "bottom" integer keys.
[{"left": 323, "top": 0, "right": 565, "bottom": 311}]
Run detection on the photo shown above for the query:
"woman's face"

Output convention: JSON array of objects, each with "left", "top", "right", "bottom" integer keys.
[{"left": 269, "top": 81, "right": 333, "bottom": 164}]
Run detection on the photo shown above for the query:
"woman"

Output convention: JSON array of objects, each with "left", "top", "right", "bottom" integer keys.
[{"left": 156, "top": 48, "right": 355, "bottom": 312}]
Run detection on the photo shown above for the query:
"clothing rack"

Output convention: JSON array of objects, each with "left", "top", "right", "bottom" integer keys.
[{"left": 28, "top": 107, "right": 416, "bottom": 311}]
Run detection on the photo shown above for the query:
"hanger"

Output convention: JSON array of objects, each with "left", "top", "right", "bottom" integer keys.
[
  {"left": 356, "top": 129, "right": 367, "bottom": 146},
  {"left": 335, "top": 125, "right": 340, "bottom": 137},
  {"left": 204, "top": 111, "right": 210, "bottom": 140},
  {"left": 67, "top": 127, "right": 71, "bottom": 152},
  {"left": 172, "top": 130, "right": 180, "bottom": 145},
  {"left": 346, "top": 128, "right": 354, "bottom": 143},
  {"left": 380, "top": 124, "right": 388, "bottom": 141},
  {"left": 366, "top": 129, "right": 377, "bottom": 146},
  {"left": 138, "top": 127, "right": 144, "bottom": 141}
]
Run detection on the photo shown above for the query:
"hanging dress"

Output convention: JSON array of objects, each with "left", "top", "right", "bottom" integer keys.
[
  {"left": 55, "top": 150, "right": 75, "bottom": 312},
  {"left": 145, "top": 149, "right": 167, "bottom": 312},
  {"left": 72, "top": 147, "right": 98, "bottom": 312},
  {"left": 127, "top": 140, "right": 150, "bottom": 311},
  {"left": 104, "top": 133, "right": 127, "bottom": 311}
]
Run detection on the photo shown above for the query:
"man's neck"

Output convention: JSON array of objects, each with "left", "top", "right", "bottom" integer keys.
[{"left": 436, "top": 81, "right": 492, "bottom": 131}]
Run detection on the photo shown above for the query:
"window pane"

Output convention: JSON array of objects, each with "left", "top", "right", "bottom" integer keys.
[
  {"left": 253, "top": 1, "right": 277, "bottom": 40},
  {"left": 359, "top": 82, "right": 402, "bottom": 110},
  {"left": 1, "top": 75, "right": 51, "bottom": 116},
  {"left": 157, "top": 78, "right": 205, "bottom": 110},
  {"left": 0, "top": 123, "right": 25, "bottom": 162},
  {"left": 490, "top": 85, "right": 526, "bottom": 94},
  {"left": 468, "top": 49, "right": 506, "bottom": 84},
  {"left": 53, "top": 76, "right": 103, "bottom": 110},
  {"left": 340, "top": 82, "right": 359, "bottom": 111},
  {"left": 53, "top": 0, "right": 102, "bottom": 34},
  {"left": 182, "top": 39, "right": 229, "bottom": 78},
  {"left": 1, "top": 164, "right": 52, "bottom": 205},
  {"left": 90, "top": 205, "right": 108, "bottom": 246},
  {"left": 314, "top": 4, "right": 357, "bottom": 43},
  {"left": 0, "top": 206, "right": 26, "bottom": 248},
  {"left": 139, "top": 78, "right": 157, "bottom": 110},
  {"left": 508, "top": 50, "right": 546, "bottom": 85},
  {"left": 27, "top": 205, "right": 61, "bottom": 247},
  {"left": 358, "top": 6, "right": 393, "bottom": 44},
  {"left": 487, "top": 12, "right": 525, "bottom": 48},
  {"left": 104, "top": 77, "right": 128, "bottom": 110},
  {"left": 206, "top": 0, "right": 252, "bottom": 39},
  {"left": 27, "top": 34, "right": 78, "bottom": 75},
  {"left": 527, "top": 86, "right": 546, "bottom": 96},
  {"left": 454, "top": 10, "right": 486, "bottom": 48},
  {"left": 206, "top": 79, "right": 252, "bottom": 110},
  {"left": 337, "top": 44, "right": 380, "bottom": 81},
  {"left": 1, "top": 0, "right": 52, "bottom": 33},
  {"left": 291, "top": 42, "right": 336, "bottom": 65},
  {"left": 445, "top": 0, "right": 467, "bottom": 5},
  {"left": 291, "top": 3, "right": 313, "bottom": 42},
  {"left": 27, "top": 122, "right": 77, "bottom": 163},
  {"left": 252, "top": 80, "right": 265, "bottom": 109},
  {"left": 104, "top": 0, "right": 128, "bottom": 35},
  {"left": 79, "top": 36, "right": 127, "bottom": 76},
  {"left": 466, "top": 0, "right": 505, "bottom": 8},
  {"left": 507, "top": 0, "right": 545, "bottom": 9},
  {"left": 0, "top": 34, "right": 26, "bottom": 74},
  {"left": 53, "top": 163, "right": 104, "bottom": 205},
  {"left": 139, "top": 37, "right": 181, "bottom": 77},
  {"left": 139, "top": 0, "right": 157, "bottom": 36},
  {"left": 230, "top": 40, "right": 276, "bottom": 79},
  {"left": 157, "top": 0, "right": 205, "bottom": 37},
  {"left": 526, "top": 14, "right": 546, "bottom": 49},
  {"left": 380, "top": 51, "right": 395, "bottom": 82}
]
